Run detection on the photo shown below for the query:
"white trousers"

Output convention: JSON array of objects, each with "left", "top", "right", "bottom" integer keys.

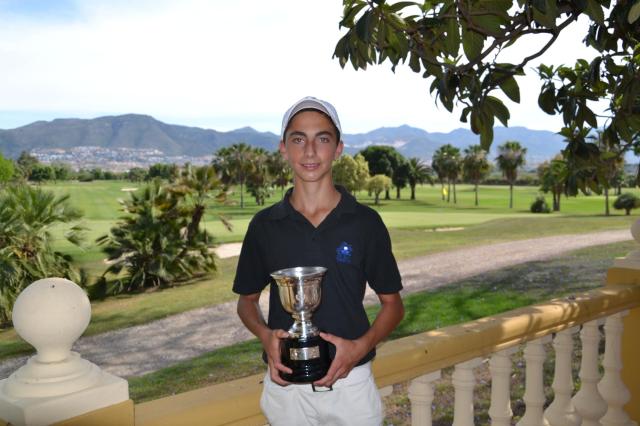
[{"left": 260, "top": 362, "right": 383, "bottom": 426}]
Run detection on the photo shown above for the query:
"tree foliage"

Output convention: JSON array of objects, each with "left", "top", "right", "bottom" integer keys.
[
  {"left": 366, "top": 174, "right": 392, "bottom": 205},
  {"left": 214, "top": 143, "right": 256, "bottom": 208},
  {"left": 359, "top": 145, "right": 405, "bottom": 199},
  {"left": 538, "top": 154, "right": 568, "bottom": 211},
  {"left": 496, "top": 141, "right": 527, "bottom": 208},
  {"left": 245, "top": 148, "right": 272, "bottom": 206},
  {"left": 0, "top": 154, "right": 15, "bottom": 184},
  {"left": 406, "top": 157, "right": 433, "bottom": 200},
  {"left": 432, "top": 144, "right": 461, "bottom": 203},
  {"left": 334, "top": 0, "right": 640, "bottom": 184},
  {"left": 0, "top": 185, "right": 85, "bottom": 325},
  {"left": 16, "top": 151, "right": 39, "bottom": 180},
  {"left": 333, "top": 153, "right": 370, "bottom": 194},
  {"left": 462, "top": 145, "right": 491, "bottom": 206},
  {"left": 613, "top": 192, "right": 640, "bottom": 215},
  {"left": 97, "top": 173, "right": 222, "bottom": 295},
  {"left": 267, "top": 151, "right": 292, "bottom": 198}
]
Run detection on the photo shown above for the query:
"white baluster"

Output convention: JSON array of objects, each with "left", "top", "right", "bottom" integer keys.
[
  {"left": 452, "top": 357, "right": 482, "bottom": 426},
  {"left": 489, "top": 347, "right": 517, "bottom": 426},
  {"left": 598, "top": 312, "right": 636, "bottom": 426},
  {"left": 573, "top": 320, "right": 607, "bottom": 426},
  {"left": 408, "top": 370, "right": 441, "bottom": 426},
  {"left": 544, "top": 327, "right": 580, "bottom": 426},
  {"left": 516, "top": 336, "right": 551, "bottom": 426}
]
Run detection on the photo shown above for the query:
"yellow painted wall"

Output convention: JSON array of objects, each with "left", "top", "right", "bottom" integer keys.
[
  {"left": 54, "top": 400, "right": 134, "bottom": 426},
  {"left": 607, "top": 267, "right": 640, "bottom": 421}
]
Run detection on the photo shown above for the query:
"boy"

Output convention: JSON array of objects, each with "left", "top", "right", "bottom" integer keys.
[{"left": 233, "top": 96, "right": 404, "bottom": 425}]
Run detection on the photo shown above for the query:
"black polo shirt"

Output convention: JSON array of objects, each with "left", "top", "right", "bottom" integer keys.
[{"left": 233, "top": 185, "right": 403, "bottom": 365}]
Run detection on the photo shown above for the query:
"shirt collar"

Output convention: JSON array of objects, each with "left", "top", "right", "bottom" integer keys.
[{"left": 267, "top": 185, "right": 357, "bottom": 221}]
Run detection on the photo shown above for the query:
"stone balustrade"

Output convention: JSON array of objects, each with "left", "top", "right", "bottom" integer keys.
[{"left": 2, "top": 222, "right": 640, "bottom": 424}]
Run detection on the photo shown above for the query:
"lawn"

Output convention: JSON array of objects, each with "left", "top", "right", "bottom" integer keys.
[
  {"left": 126, "top": 240, "right": 635, "bottom": 405},
  {"left": 45, "top": 180, "right": 638, "bottom": 265},
  {"left": 1, "top": 180, "right": 636, "bottom": 360}
]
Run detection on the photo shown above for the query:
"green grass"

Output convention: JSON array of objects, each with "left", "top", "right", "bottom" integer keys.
[
  {"left": 127, "top": 240, "right": 634, "bottom": 403},
  {"left": 1, "top": 180, "right": 637, "bottom": 360},
  {"left": 390, "top": 215, "right": 634, "bottom": 259},
  {"left": 43, "top": 181, "right": 639, "bottom": 268}
]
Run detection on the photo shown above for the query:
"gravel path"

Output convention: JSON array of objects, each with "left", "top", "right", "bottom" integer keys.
[{"left": 0, "top": 229, "right": 632, "bottom": 379}]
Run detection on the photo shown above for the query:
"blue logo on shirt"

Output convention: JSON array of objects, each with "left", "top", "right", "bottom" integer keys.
[{"left": 336, "top": 242, "right": 353, "bottom": 264}]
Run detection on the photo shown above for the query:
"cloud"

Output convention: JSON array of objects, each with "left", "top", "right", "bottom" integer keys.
[{"left": 0, "top": 1, "right": 605, "bottom": 134}]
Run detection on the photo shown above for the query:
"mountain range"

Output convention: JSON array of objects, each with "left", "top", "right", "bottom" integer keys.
[{"left": 0, "top": 113, "right": 568, "bottom": 164}]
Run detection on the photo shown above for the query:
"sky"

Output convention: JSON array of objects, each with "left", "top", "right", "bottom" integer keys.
[{"left": 0, "top": 0, "right": 603, "bottom": 135}]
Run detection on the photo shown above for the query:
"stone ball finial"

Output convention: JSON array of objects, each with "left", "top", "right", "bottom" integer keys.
[{"left": 12, "top": 277, "right": 91, "bottom": 363}]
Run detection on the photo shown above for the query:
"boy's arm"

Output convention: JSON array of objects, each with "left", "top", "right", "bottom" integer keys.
[
  {"left": 314, "top": 292, "right": 404, "bottom": 387},
  {"left": 236, "top": 293, "right": 292, "bottom": 385}
]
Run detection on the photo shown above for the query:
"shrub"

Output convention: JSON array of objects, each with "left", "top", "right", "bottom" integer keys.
[
  {"left": 613, "top": 193, "right": 640, "bottom": 215},
  {"left": 0, "top": 185, "right": 85, "bottom": 325},
  {"left": 530, "top": 196, "right": 551, "bottom": 213}
]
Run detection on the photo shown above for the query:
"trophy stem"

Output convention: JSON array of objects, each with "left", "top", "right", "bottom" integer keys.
[{"left": 290, "top": 311, "right": 319, "bottom": 339}]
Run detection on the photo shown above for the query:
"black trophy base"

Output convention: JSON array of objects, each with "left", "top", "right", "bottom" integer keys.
[{"left": 280, "top": 334, "right": 331, "bottom": 383}]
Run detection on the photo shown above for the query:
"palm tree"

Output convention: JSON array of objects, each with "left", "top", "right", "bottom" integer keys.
[
  {"left": 172, "top": 164, "right": 229, "bottom": 249},
  {"left": 0, "top": 185, "right": 84, "bottom": 325},
  {"left": 462, "top": 145, "right": 491, "bottom": 206},
  {"left": 433, "top": 144, "right": 461, "bottom": 203},
  {"left": 213, "top": 143, "right": 255, "bottom": 208},
  {"left": 431, "top": 153, "right": 447, "bottom": 201},
  {"left": 98, "top": 179, "right": 217, "bottom": 294},
  {"left": 406, "top": 158, "right": 433, "bottom": 200},
  {"left": 496, "top": 141, "right": 527, "bottom": 209},
  {"left": 267, "top": 151, "right": 291, "bottom": 198},
  {"left": 588, "top": 131, "right": 624, "bottom": 216},
  {"left": 538, "top": 155, "right": 567, "bottom": 211},
  {"left": 246, "top": 148, "right": 272, "bottom": 206}
]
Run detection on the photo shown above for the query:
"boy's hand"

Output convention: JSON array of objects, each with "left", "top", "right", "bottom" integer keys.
[
  {"left": 313, "top": 332, "right": 369, "bottom": 387},
  {"left": 261, "top": 329, "right": 292, "bottom": 386}
]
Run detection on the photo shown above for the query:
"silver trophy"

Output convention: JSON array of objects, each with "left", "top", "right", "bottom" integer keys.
[{"left": 270, "top": 266, "right": 331, "bottom": 383}]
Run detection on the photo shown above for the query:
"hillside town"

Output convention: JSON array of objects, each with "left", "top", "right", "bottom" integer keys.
[{"left": 29, "top": 146, "right": 212, "bottom": 172}]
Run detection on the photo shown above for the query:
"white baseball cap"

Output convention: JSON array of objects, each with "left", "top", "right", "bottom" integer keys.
[{"left": 281, "top": 96, "right": 342, "bottom": 139}]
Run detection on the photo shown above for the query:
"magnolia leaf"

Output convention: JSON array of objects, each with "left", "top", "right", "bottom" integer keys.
[
  {"left": 444, "top": 17, "right": 461, "bottom": 56},
  {"left": 485, "top": 96, "right": 510, "bottom": 126},
  {"left": 356, "top": 10, "right": 373, "bottom": 42},
  {"left": 472, "top": 15, "right": 503, "bottom": 37},
  {"left": 538, "top": 87, "right": 557, "bottom": 114},
  {"left": 409, "top": 52, "right": 420, "bottom": 72},
  {"left": 499, "top": 76, "right": 521, "bottom": 103},
  {"left": 389, "top": 1, "right": 420, "bottom": 12},
  {"left": 342, "top": 2, "right": 368, "bottom": 26},
  {"left": 480, "top": 121, "right": 494, "bottom": 150},
  {"left": 585, "top": 0, "right": 605, "bottom": 25},
  {"left": 470, "top": 110, "right": 481, "bottom": 134},
  {"left": 462, "top": 27, "right": 484, "bottom": 61},
  {"left": 629, "top": 0, "right": 640, "bottom": 23}
]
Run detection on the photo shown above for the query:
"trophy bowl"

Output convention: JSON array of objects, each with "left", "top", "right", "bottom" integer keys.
[{"left": 270, "top": 266, "right": 331, "bottom": 383}]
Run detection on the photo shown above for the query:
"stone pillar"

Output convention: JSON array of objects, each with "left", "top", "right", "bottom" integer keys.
[{"left": 0, "top": 278, "right": 131, "bottom": 426}]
